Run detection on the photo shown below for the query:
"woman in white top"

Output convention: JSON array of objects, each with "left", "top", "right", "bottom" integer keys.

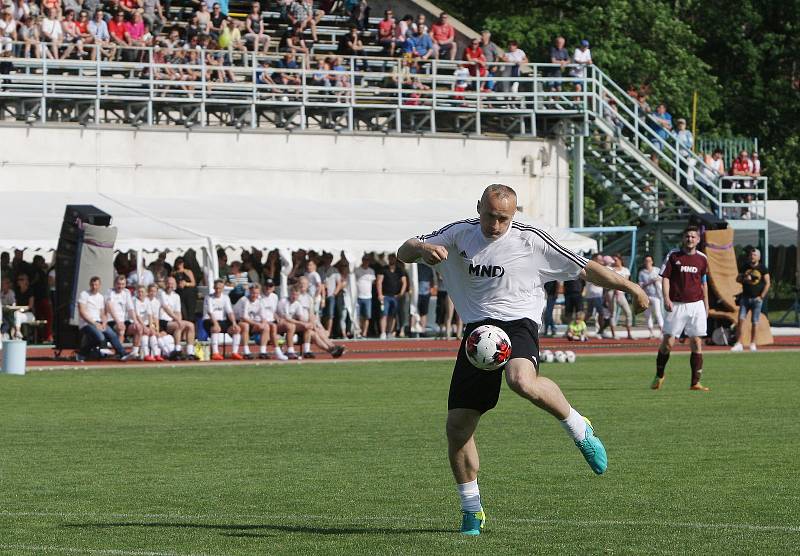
[
  {"left": 637, "top": 254, "right": 664, "bottom": 338},
  {"left": 607, "top": 253, "right": 633, "bottom": 340}
]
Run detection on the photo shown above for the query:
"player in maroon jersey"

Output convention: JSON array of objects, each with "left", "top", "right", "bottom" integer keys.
[{"left": 651, "top": 226, "right": 711, "bottom": 391}]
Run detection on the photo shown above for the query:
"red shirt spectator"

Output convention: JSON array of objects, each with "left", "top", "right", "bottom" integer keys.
[
  {"left": 108, "top": 14, "right": 126, "bottom": 42},
  {"left": 431, "top": 20, "right": 453, "bottom": 43},
  {"left": 464, "top": 39, "right": 486, "bottom": 77},
  {"left": 731, "top": 151, "right": 753, "bottom": 175}
]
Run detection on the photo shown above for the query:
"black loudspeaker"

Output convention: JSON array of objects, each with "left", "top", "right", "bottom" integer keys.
[
  {"left": 54, "top": 205, "right": 113, "bottom": 351},
  {"left": 689, "top": 212, "right": 727, "bottom": 231}
]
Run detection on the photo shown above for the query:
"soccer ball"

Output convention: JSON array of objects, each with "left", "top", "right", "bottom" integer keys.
[
  {"left": 554, "top": 350, "right": 567, "bottom": 363},
  {"left": 541, "top": 349, "right": 554, "bottom": 363},
  {"left": 465, "top": 325, "right": 512, "bottom": 371},
  {"left": 565, "top": 350, "right": 576, "bottom": 363}
]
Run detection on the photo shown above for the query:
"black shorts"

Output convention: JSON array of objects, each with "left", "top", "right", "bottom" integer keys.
[
  {"left": 204, "top": 319, "right": 232, "bottom": 334},
  {"left": 159, "top": 319, "right": 171, "bottom": 331},
  {"left": 448, "top": 317, "right": 540, "bottom": 414},
  {"left": 417, "top": 294, "right": 431, "bottom": 315}
]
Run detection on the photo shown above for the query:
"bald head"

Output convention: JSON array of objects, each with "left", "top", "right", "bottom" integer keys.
[{"left": 477, "top": 184, "right": 517, "bottom": 240}]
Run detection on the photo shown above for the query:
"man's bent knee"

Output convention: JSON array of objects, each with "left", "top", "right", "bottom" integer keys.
[{"left": 446, "top": 409, "right": 480, "bottom": 444}]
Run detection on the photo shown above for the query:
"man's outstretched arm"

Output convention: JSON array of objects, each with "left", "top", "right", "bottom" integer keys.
[
  {"left": 580, "top": 260, "right": 650, "bottom": 313},
  {"left": 397, "top": 238, "right": 449, "bottom": 265}
]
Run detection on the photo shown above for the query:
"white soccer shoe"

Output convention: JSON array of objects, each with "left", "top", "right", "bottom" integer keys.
[
  {"left": 749, "top": 343, "right": 758, "bottom": 352},
  {"left": 730, "top": 342, "right": 744, "bottom": 352}
]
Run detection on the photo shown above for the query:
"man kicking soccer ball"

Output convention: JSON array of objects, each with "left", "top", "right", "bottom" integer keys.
[
  {"left": 651, "top": 226, "right": 710, "bottom": 391},
  {"left": 397, "top": 184, "right": 649, "bottom": 536}
]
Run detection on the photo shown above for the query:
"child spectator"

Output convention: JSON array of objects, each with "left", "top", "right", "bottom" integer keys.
[{"left": 566, "top": 311, "right": 588, "bottom": 342}]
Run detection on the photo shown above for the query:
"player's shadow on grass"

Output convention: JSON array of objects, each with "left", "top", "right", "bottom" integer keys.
[{"left": 65, "top": 521, "right": 450, "bottom": 536}]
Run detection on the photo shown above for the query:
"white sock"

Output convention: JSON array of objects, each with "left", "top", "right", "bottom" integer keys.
[
  {"left": 560, "top": 407, "right": 588, "bottom": 442},
  {"left": 186, "top": 343, "right": 195, "bottom": 355},
  {"left": 141, "top": 343, "right": 149, "bottom": 357},
  {"left": 303, "top": 342, "right": 311, "bottom": 353},
  {"left": 232, "top": 333, "right": 241, "bottom": 353},
  {"left": 132, "top": 346, "right": 140, "bottom": 356},
  {"left": 243, "top": 341, "right": 251, "bottom": 355},
  {"left": 149, "top": 335, "right": 160, "bottom": 356},
  {"left": 212, "top": 333, "right": 220, "bottom": 353},
  {"left": 456, "top": 480, "right": 482, "bottom": 512},
  {"left": 159, "top": 336, "right": 174, "bottom": 353},
  {"left": 287, "top": 347, "right": 296, "bottom": 354},
  {"left": 260, "top": 345, "right": 267, "bottom": 354},
  {"left": 175, "top": 343, "right": 182, "bottom": 352},
  {"left": 275, "top": 346, "right": 284, "bottom": 355}
]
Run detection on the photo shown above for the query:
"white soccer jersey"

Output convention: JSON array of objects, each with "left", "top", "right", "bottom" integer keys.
[
  {"left": 297, "top": 293, "right": 313, "bottom": 321},
  {"left": 146, "top": 297, "right": 162, "bottom": 323},
  {"left": 277, "top": 298, "right": 303, "bottom": 321},
  {"left": 419, "top": 219, "right": 588, "bottom": 325},
  {"left": 205, "top": 293, "right": 234, "bottom": 321},
  {"left": 134, "top": 297, "right": 152, "bottom": 325},
  {"left": 106, "top": 288, "right": 134, "bottom": 322},
  {"left": 78, "top": 290, "right": 105, "bottom": 327},
  {"left": 234, "top": 296, "right": 266, "bottom": 323},
  {"left": 159, "top": 290, "right": 182, "bottom": 321},
  {"left": 260, "top": 292, "right": 279, "bottom": 323},
  {"left": 638, "top": 267, "right": 662, "bottom": 298}
]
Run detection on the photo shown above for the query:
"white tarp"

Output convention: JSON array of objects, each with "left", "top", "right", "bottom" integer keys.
[
  {"left": 0, "top": 192, "right": 597, "bottom": 259},
  {"left": 736, "top": 200, "right": 798, "bottom": 247}
]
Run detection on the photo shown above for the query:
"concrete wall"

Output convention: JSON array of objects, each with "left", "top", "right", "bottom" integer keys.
[{"left": 0, "top": 125, "right": 571, "bottom": 226}]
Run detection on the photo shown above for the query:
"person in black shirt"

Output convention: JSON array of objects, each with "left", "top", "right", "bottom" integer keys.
[
  {"left": 563, "top": 278, "right": 585, "bottom": 325},
  {"left": 414, "top": 262, "right": 435, "bottom": 334},
  {"left": 731, "top": 248, "right": 770, "bottom": 352},
  {"left": 31, "top": 255, "right": 53, "bottom": 342},
  {"left": 377, "top": 253, "right": 407, "bottom": 339}
]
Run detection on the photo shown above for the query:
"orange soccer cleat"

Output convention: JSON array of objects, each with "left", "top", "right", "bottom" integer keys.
[
  {"left": 690, "top": 383, "right": 710, "bottom": 391},
  {"left": 230, "top": 352, "right": 244, "bottom": 360},
  {"left": 211, "top": 353, "right": 224, "bottom": 361}
]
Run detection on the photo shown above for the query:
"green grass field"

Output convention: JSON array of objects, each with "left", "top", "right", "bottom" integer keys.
[{"left": 1, "top": 352, "right": 798, "bottom": 555}]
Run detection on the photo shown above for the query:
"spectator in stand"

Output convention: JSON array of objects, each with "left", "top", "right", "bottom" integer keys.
[
  {"left": 702, "top": 147, "right": 725, "bottom": 193},
  {"left": 244, "top": 1, "right": 270, "bottom": 54},
  {"left": 127, "top": 262, "right": 155, "bottom": 288},
  {"left": 42, "top": 7, "right": 70, "bottom": 58},
  {"left": 563, "top": 277, "right": 584, "bottom": 325},
  {"left": 108, "top": 10, "right": 128, "bottom": 52},
  {"left": 649, "top": 103, "right": 672, "bottom": 159},
  {"left": 10, "top": 273, "right": 36, "bottom": 340},
  {"left": 394, "top": 14, "right": 412, "bottom": 53},
  {"left": 275, "top": 52, "right": 302, "bottom": 88},
  {"left": 731, "top": 247, "right": 770, "bottom": 352},
  {"left": 584, "top": 253, "right": 605, "bottom": 331},
  {"left": 88, "top": 9, "right": 116, "bottom": 60},
  {"left": 377, "top": 253, "right": 407, "bottom": 339},
  {"left": 159, "top": 276, "right": 196, "bottom": 359},
  {"left": 0, "top": 9, "right": 17, "bottom": 56},
  {"left": 547, "top": 36, "right": 569, "bottom": 91},
  {"left": 542, "top": 280, "right": 557, "bottom": 337},
  {"left": 348, "top": 0, "right": 368, "bottom": 31},
  {"left": 204, "top": 278, "right": 242, "bottom": 360},
  {"left": 675, "top": 118, "right": 695, "bottom": 188},
  {"left": 478, "top": 30, "right": 500, "bottom": 90},
  {"left": 408, "top": 24, "right": 433, "bottom": 61},
  {"left": 570, "top": 39, "right": 592, "bottom": 92},
  {"left": 196, "top": 2, "right": 211, "bottom": 34},
  {"left": 412, "top": 13, "right": 425, "bottom": 34},
  {"left": 141, "top": 0, "right": 164, "bottom": 37},
  {"left": 106, "top": 275, "right": 144, "bottom": 358},
  {"left": 11, "top": 0, "right": 30, "bottom": 23},
  {"left": 355, "top": 254, "right": 375, "bottom": 338},
  {"left": 1, "top": 276, "right": 14, "bottom": 338},
  {"left": 464, "top": 37, "right": 487, "bottom": 80},
  {"left": 638, "top": 254, "right": 663, "bottom": 338},
  {"left": 149, "top": 252, "right": 170, "bottom": 287},
  {"left": 376, "top": 9, "right": 395, "bottom": 57},
  {"left": 430, "top": 11, "right": 456, "bottom": 61},
  {"left": 77, "top": 276, "right": 130, "bottom": 361},
  {"left": 19, "top": 14, "right": 42, "bottom": 59},
  {"left": 731, "top": 149, "right": 755, "bottom": 218},
  {"left": 123, "top": 10, "right": 149, "bottom": 59},
  {"left": 337, "top": 25, "right": 365, "bottom": 69},
  {"left": 30, "top": 255, "right": 52, "bottom": 342},
  {"left": 751, "top": 151, "right": 761, "bottom": 177},
  {"left": 502, "top": 40, "right": 527, "bottom": 79},
  {"left": 566, "top": 311, "right": 588, "bottom": 342},
  {"left": 304, "top": 259, "right": 323, "bottom": 314},
  {"left": 288, "top": 0, "right": 321, "bottom": 43},
  {"left": 607, "top": 253, "right": 633, "bottom": 340},
  {"left": 280, "top": 22, "right": 309, "bottom": 57}
]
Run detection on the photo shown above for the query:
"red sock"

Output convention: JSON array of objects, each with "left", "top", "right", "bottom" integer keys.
[
  {"left": 656, "top": 350, "right": 670, "bottom": 378},
  {"left": 690, "top": 352, "right": 703, "bottom": 386}
]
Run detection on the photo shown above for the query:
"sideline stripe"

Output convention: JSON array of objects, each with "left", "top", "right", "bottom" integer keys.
[{"left": 1, "top": 510, "right": 797, "bottom": 534}]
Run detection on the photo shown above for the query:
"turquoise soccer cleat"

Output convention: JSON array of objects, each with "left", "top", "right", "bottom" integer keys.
[
  {"left": 575, "top": 417, "right": 608, "bottom": 475},
  {"left": 460, "top": 509, "right": 486, "bottom": 536}
]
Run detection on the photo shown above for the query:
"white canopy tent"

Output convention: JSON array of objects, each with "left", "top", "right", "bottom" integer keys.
[{"left": 1, "top": 191, "right": 597, "bottom": 329}]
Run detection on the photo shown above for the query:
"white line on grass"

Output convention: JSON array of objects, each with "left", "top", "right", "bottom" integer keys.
[{"left": 1, "top": 510, "right": 798, "bottom": 534}]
